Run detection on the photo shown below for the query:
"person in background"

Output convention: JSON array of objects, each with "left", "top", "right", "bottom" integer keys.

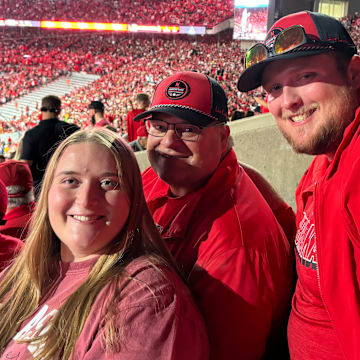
[
  {"left": 129, "top": 125, "right": 148, "bottom": 152},
  {"left": 125, "top": 93, "right": 150, "bottom": 142},
  {"left": 0, "top": 160, "right": 35, "bottom": 240},
  {"left": 230, "top": 109, "right": 245, "bottom": 121},
  {"left": 0, "top": 179, "right": 23, "bottom": 271},
  {"left": 0, "top": 128, "right": 209, "bottom": 360},
  {"left": 135, "top": 71, "right": 295, "bottom": 359},
  {"left": 254, "top": 94, "right": 269, "bottom": 114},
  {"left": 20, "top": 95, "right": 79, "bottom": 196},
  {"left": 237, "top": 11, "right": 360, "bottom": 360},
  {"left": 88, "top": 100, "right": 109, "bottom": 127}
]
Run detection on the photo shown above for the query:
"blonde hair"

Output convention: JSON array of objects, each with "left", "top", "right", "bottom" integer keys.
[
  {"left": 0, "top": 128, "right": 176, "bottom": 359},
  {"left": 13, "top": 136, "right": 23, "bottom": 161}
]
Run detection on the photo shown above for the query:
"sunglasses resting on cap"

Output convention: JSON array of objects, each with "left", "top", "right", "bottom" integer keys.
[{"left": 237, "top": 11, "right": 357, "bottom": 92}]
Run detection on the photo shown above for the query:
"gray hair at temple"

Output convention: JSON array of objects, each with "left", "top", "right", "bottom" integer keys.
[{"left": 7, "top": 186, "right": 34, "bottom": 209}]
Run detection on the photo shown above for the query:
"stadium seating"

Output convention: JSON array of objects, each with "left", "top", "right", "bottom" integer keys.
[
  {"left": 0, "top": 11, "right": 358, "bottom": 140},
  {"left": 0, "top": 0, "right": 234, "bottom": 27}
]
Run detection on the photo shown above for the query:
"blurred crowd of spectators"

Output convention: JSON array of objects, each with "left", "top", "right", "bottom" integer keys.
[
  {"left": 0, "top": 11, "right": 358, "bottom": 150},
  {"left": 0, "top": 29, "right": 263, "bottom": 137},
  {"left": 0, "top": 0, "right": 233, "bottom": 27},
  {"left": 341, "top": 12, "right": 360, "bottom": 52}
]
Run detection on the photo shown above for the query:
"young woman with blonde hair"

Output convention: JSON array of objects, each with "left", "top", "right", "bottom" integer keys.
[{"left": 0, "top": 128, "right": 209, "bottom": 359}]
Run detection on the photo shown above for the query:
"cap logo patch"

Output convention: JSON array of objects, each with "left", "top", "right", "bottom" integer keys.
[{"left": 166, "top": 80, "right": 190, "bottom": 100}]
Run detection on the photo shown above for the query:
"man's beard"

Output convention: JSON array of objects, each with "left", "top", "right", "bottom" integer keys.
[{"left": 281, "top": 86, "right": 358, "bottom": 156}]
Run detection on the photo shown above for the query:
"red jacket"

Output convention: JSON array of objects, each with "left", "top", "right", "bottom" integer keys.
[
  {"left": 0, "top": 233, "right": 23, "bottom": 272},
  {"left": 142, "top": 149, "right": 294, "bottom": 359},
  {"left": 125, "top": 109, "right": 144, "bottom": 142},
  {"left": 295, "top": 106, "right": 360, "bottom": 360},
  {"left": 0, "top": 202, "right": 35, "bottom": 240}
]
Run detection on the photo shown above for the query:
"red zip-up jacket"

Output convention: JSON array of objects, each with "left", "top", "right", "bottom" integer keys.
[
  {"left": 0, "top": 202, "right": 36, "bottom": 240},
  {"left": 295, "top": 106, "right": 360, "bottom": 360},
  {"left": 142, "top": 149, "right": 294, "bottom": 359}
]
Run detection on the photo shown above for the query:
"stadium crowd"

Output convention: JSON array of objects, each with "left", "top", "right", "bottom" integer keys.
[
  {"left": 341, "top": 11, "right": 360, "bottom": 47},
  {"left": 0, "top": 30, "right": 264, "bottom": 137},
  {"left": 0, "top": 11, "right": 358, "bottom": 141},
  {"left": 0, "top": 8, "right": 359, "bottom": 360},
  {"left": 0, "top": 0, "right": 233, "bottom": 27}
]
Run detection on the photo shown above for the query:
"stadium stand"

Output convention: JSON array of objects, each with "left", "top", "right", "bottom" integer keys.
[
  {"left": 0, "top": 0, "right": 234, "bottom": 27},
  {"left": 0, "top": 11, "right": 358, "bottom": 146}
]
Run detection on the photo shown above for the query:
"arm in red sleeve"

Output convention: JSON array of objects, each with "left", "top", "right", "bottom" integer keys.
[{"left": 189, "top": 248, "right": 275, "bottom": 360}]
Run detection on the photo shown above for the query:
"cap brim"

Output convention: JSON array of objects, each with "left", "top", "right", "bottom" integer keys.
[
  {"left": 133, "top": 106, "right": 217, "bottom": 127},
  {"left": 237, "top": 49, "right": 331, "bottom": 92}
]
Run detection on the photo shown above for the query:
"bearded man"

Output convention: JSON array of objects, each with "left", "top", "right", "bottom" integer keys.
[{"left": 238, "top": 11, "right": 360, "bottom": 360}]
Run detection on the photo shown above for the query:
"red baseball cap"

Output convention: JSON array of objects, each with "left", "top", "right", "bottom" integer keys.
[
  {"left": 0, "top": 160, "right": 34, "bottom": 197},
  {"left": 0, "top": 180, "right": 7, "bottom": 216},
  {"left": 237, "top": 11, "right": 357, "bottom": 92},
  {"left": 134, "top": 71, "right": 228, "bottom": 127}
]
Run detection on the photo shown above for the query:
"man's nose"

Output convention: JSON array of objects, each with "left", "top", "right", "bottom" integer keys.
[
  {"left": 282, "top": 86, "right": 303, "bottom": 111},
  {"left": 160, "top": 125, "right": 183, "bottom": 146}
]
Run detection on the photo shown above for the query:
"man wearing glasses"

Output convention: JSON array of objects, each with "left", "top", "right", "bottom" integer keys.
[
  {"left": 135, "top": 71, "right": 294, "bottom": 359},
  {"left": 238, "top": 11, "right": 360, "bottom": 360}
]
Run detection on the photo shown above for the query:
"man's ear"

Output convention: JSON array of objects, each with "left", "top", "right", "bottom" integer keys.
[
  {"left": 347, "top": 55, "right": 360, "bottom": 89},
  {"left": 220, "top": 125, "right": 231, "bottom": 153}
]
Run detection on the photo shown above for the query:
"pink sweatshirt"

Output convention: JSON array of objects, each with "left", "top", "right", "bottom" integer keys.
[{"left": 1, "top": 256, "right": 209, "bottom": 359}]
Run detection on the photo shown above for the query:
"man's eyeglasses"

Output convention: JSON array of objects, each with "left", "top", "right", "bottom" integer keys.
[
  {"left": 144, "top": 119, "right": 225, "bottom": 142},
  {"left": 245, "top": 25, "right": 334, "bottom": 69}
]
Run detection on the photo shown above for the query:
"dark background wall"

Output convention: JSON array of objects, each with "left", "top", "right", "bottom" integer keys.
[
  {"left": 268, "top": 0, "right": 359, "bottom": 29},
  {"left": 348, "top": 0, "right": 360, "bottom": 14}
]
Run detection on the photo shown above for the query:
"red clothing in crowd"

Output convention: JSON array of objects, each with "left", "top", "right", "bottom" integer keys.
[
  {"left": 261, "top": 95, "right": 270, "bottom": 114},
  {"left": 95, "top": 118, "right": 110, "bottom": 127},
  {"left": 0, "top": 233, "right": 23, "bottom": 272},
  {"left": 126, "top": 109, "right": 145, "bottom": 142},
  {"left": 1, "top": 256, "right": 209, "bottom": 359},
  {"left": 142, "top": 149, "right": 294, "bottom": 359},
  {"left": 288, "top": 106, "right": 360, "bottom": 360},
  {"left": 0, "top": 202, "right": 36, "bottom": 240}
]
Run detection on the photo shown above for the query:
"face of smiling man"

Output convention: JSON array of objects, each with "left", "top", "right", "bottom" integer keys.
[
  {"left": 262, "top": 53, "right": 359, "bottom": 159},
  {"left": 146, "top": 112, "right": 230, "bottom": 197}
]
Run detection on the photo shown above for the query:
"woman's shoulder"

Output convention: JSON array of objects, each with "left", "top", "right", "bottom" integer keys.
[
  {"left": 118, "top": 255, "right": 188, "bottom": 310},
  {"left": 76, "top": 256, "right": 209, "bottom": 360}
]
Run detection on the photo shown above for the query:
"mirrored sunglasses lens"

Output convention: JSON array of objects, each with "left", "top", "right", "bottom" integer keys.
[
  {"left": 274, "top": 26, "right": 305, "bottom": 54},
  {"left": 245, "top": 45, "right": 267, "bottom": 68}
]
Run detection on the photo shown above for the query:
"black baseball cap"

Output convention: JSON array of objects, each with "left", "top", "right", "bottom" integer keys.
[
  {"left": 134, "top": 71, "right": 228, "bottom": 127},
  {"left": 237, "top": 11, "right": 357, "bottom": 92}
]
